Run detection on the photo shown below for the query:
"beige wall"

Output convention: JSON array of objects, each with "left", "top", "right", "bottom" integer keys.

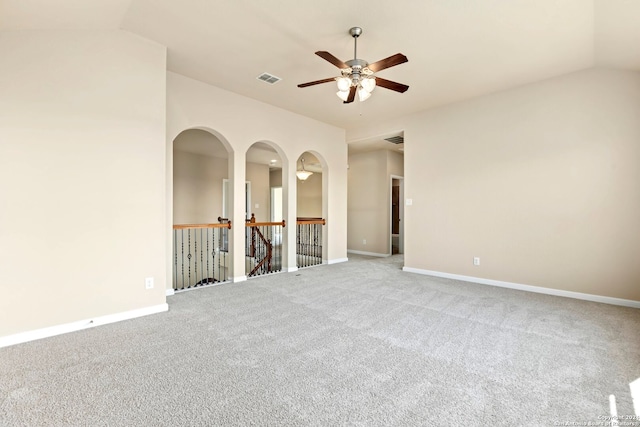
[
  {"left": 167, "top": 71, "right": 348, "bottom": 281},
  {"left": 173, "top": 150, "right": 272, "bottom": 223},
  {"left": 346, "top": 149, "right": 404, "bottom": 255},
  {"left": 349, "top": 68, "right": 640, "bottom": 302},
  {"left": 270, "top": 169, "right": 282, "bottom": 188},
  {"left": 274, "top": 164, "right": 324, "bottom": 219},
  {"left": 0, "top": 30, "right": 167, "bottom": 337},
  {"left": 348, "top": 150, "right": 393, "bottom": 254},
  {"left": 0, "top": 29, "right": 348, "bottom": 342},
  {"left": 246, "top": 162, "right": 270, "bottom": 222},
  {"left": 297, "top": 173, "right": 323, "bottom": 218},
  {"left": 387, "top": 150, "right": 404, "bottom": 178},
  {"left": 173, "top": 150, "right": 228, "bottom": 224}
]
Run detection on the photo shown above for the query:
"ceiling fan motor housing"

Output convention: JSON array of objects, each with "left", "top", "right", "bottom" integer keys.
[
  {"left": 346, "top": 59, "right": 368, "bottom": 69},
  {"left": 346, "top": 59, "right": 369, "bottom": 85}
]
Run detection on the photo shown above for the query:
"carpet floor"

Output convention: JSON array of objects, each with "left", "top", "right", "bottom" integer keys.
[{"left": 1, "top": 255, "right": 639, "bottom": 426}]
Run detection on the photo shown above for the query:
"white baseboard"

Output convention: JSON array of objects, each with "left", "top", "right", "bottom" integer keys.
[
  {"left": 326, "top": 258, "right": 348, "bottom": 265},
  {"left": 347, "top": 250, "right": 390, "bottom": 258},
  {"left": 166, "top": 288, "right": 175, "bottom": 297},
  {"left": 232, "top": 275, "right": 247, "bottom": 283},
  {"left": 402, "top": 267, "right": 640, "bottom": 309},
  {"left": 0, "top": 303, "right": 169, "bottom": 349}
]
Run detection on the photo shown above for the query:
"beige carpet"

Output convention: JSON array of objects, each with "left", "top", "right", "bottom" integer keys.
[{"left": 1, "top": 255, "right": 639, "bottom": 426}]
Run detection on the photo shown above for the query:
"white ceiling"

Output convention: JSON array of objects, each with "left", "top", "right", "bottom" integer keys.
[{"left": 2, "top": 0, "right": 639, "bottom": 134}]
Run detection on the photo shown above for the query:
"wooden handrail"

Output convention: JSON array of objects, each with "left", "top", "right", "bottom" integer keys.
[
  {"left": 173, "top": 222, "right": 232, "bottom": 230},
  {"left": 245, "top": 213, "right": 285, "bottom": 228},
  {"left": 297, "top": 219, "right": 326, "bottom": 225},
  {"left": 246, "top": 221, "right": 286, "bottom": 228}
]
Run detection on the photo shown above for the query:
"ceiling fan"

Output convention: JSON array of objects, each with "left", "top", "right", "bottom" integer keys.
[{"left": 298, "top": 27, "right": 409, "bottom": 104}]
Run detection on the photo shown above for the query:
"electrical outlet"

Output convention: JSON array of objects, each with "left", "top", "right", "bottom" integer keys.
[
  {"left": 145, "top": 277, "right": 154, "bottom": 289},
  {"left": 363, "top": 239, "right": 367, "bottom": 245},
  {"left": 473, "top": 257, "right": 480, "bottom": 266}
]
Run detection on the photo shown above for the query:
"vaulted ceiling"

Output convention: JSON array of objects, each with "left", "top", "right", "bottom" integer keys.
[{"left": 2, "top": 0, "right": 639, "bottom": 131}]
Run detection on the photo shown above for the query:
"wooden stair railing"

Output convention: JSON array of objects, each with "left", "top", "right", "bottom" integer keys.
[{"left": 245, "top": 213, "right": 285, "bottom": 276}]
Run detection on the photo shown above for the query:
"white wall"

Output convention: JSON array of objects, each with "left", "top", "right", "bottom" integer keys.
[
  {"left": 0, "top": 30, "right": 167, "bottom": 338},
  {"left": 348, "top": 68, "right": 640, "bottom": 302}
]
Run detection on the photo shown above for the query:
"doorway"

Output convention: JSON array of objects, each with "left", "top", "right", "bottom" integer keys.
[
  {"left": 390, "top": 176, "right": 404, "bottom": 255},
  {"left": 270, "top": 186, "right": 283, "bottom": 222},
  {"left": 222, "top": 180, "right": 251, "bottom": 220}
]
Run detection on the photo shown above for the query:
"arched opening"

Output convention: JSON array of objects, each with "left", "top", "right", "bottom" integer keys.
[
  {"left": 296, "top": 151, "right": 327, "bottom": 268},
  {"left": 172, "top": 128, "right": 232, "bottom": 291},
  {"left": 245, "top": 141, "right": 285, "bottom": 277}
]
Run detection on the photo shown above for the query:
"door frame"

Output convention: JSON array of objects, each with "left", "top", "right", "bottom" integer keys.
[
  {"left": 270, "top": 186, "right": 283, "bottom": 222},
  {"left": 389, "top": 175, "right": 404, "bottom": 255},
  {"left": 222, "top": 179, "right": 251, "bottom": 219}
]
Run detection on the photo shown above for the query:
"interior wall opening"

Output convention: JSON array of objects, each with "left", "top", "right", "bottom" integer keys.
[
  {"left": 347, "top": 132, "right": 404, "bottom": 257},
  {"left": 246, "top": 142, "right": 284, "bottom": 277},
  {"left": 296, "top": 152, "right": 326, "bottom": 268},
  {"left": 172, "top": 128, "right": 231, "bottom": 290}
]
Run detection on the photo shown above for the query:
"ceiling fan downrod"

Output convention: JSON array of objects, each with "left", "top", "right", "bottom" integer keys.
[
  {"left": 350, "top": 27, "right": 362, "bottom": 60},
  {"left": 346, "top": 27, "right": 367, "bottom": 85}
]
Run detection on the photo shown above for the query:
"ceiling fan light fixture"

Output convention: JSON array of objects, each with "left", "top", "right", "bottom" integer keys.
[
  {"left": 357, "top": 87, "right": 372, "bottom": 102},
  {"left": 336, "top": 77, "right": 351, "bottom": 92},
  {"left": 361, "top": 77, "right": 376, "bottom": 93},
  {"left": 297, "top": 27, "right": 409, "bottom": 104},
  {"left": 336, "top": 90, "right": 350, "bottom": 102}
]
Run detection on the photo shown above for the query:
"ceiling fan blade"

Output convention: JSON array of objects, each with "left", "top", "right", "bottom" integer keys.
[
  {"left": 367, "top": 53, "right": 408, "bottom": 72},
  {"left": 315, "top": 51, "right": 348, "bottom": 69},
  {"left": 298, "top": 77, "right": 336, "bottom": 88},
  {"left": 374, "top": 77, "right": 409, "bottom": 93},
  {"left": 344, "top": 86, "right": 356, "bottom": 104}
]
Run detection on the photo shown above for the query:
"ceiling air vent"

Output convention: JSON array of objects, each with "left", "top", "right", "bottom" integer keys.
[
  {"left": 257, "top": 72, "right": 282, "bottom": 84},
  {"left": 384, "top": 136, "right": 404, "bottom": 145}
]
